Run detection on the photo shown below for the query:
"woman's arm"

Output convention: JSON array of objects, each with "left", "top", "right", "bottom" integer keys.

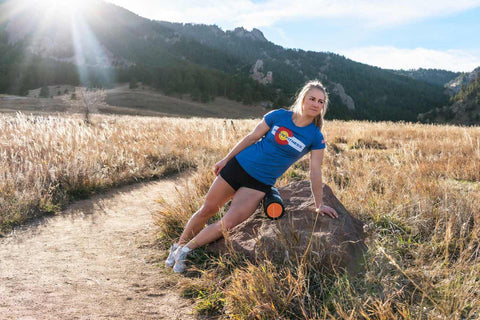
[
  {"left": 214, "top": 119, "right": 270, "bottom": 176},
  {"left": 310, "top": 149, "right": 338, "bottom": 218}
]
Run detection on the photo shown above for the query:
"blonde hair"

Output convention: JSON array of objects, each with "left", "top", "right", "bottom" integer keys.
[{"left": 289, "top": 80, "right": 329, "bottom": 130}]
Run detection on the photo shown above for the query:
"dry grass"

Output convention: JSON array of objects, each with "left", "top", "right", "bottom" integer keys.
[
  {"left": 2, "top": 110, "right": 479, "bottom": 318},
  {"left": 1, "top": 84, "right": 267, "bottom": 119},
  {"left": 105, "top": 86, "right": 266, "bottom": 119},
  {"left": 156, "top": 118, "right": 480, "bottom": 319},
  {"left": 0, "top": 113, "right": 223, "bottom": 232},
  {"left": 0, "top": 112, "right": 253, "bottom": 233}
]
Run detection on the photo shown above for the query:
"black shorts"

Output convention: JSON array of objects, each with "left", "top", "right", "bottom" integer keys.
[{"left": 220, "top": 157, "right": 272, "bottom": 194}]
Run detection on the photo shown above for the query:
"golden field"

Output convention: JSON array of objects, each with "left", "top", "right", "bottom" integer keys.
[
  {"left": 0, "top": 113, "right": 196, "bottom": 231},
  {"left": 1, "top": 112, "right": 479, "bottom": 319}
]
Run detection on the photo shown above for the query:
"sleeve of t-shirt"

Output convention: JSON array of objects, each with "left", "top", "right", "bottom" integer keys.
[
  {"left": 264, "top": 109, "right": 286, "bottom": 128},
  {"left": 311, "top": 129, "right": 326, "bottom": 150}
]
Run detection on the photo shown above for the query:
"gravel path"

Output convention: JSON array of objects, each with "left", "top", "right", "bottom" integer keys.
[{"left": 0, "top": 176, "right": 195, "bottom": 320}]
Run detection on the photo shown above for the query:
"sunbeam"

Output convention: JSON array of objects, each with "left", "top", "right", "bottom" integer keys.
[
  {"left": 2, "top": 0, "right": 114, "bottom": 91},
  {"left": 69, "top": 3, "right": 114, "bottom": 87}
]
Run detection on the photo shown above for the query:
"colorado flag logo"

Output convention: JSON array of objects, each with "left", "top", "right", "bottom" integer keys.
[{"left": 272, "top": 126, "right": 305, "bottom": 152}]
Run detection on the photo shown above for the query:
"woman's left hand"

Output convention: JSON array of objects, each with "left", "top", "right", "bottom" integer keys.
[
  {"left": 315, "top": 205, "right": 338, "bottom": 219},
  {"left": 214, "top": 158, "right": 228, "bottom": 176}
]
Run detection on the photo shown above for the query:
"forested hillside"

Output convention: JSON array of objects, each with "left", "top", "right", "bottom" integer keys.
[
  {"left": 418, "top": 71, "right": 480, "bottom": 125},
  {"left": 0, "top": 0, "right": 451, "bottom": 121},
  {"left": 160, "top": 22, "right": 451, "bottom": 121},
  {"left": 392, "top": 68, "right": 460, "bottom": 86}
]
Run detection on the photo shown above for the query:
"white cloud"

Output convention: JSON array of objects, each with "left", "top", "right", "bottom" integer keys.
[
  {"left": 108, "top": 0, "right": 480, "bottom": 29},
  {"left": 338, "top": 46, "right": 480, "bottom": 72}
]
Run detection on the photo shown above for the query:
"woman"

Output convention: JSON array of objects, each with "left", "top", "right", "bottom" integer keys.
[{"left": 166, "top": 80, "right": 338, "bottom": 273}]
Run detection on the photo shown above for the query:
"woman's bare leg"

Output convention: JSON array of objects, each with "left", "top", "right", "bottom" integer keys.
[
  {"left": 178, "top": 176, "right": 235, "bottom": 245},
  {"left": 186, "top": 187, "right": 265, "bottom": 249}
]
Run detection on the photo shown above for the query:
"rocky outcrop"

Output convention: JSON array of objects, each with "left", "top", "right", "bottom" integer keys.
[
  {"left": 251, "top": 59, "right": 273, "bottom": 85},
  {"left": 332, "top": 82, "right": 355, "bottom": 110},
  {"left": 207, "top": 181, "right": 367, "bottom": 274},
  {"left": 315, "top": 67, "right": 355, "bottom": 110},
  {"left": 445, "top": 67, "right": 480, "bottom": 96},
  {"left": 231, "top": 27, "right": 268, "bottom": 42}
]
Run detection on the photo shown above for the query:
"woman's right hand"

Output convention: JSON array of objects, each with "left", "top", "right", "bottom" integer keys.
[{"left": 214, "top": 158, "right": 229, "bottom": 176}]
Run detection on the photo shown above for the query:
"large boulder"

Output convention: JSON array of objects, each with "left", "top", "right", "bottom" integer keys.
[{"left": 207, "top": 180, "right": 367, "bottom": 274}]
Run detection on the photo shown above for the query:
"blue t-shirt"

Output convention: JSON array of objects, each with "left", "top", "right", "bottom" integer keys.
[{"left": 236, "top": 109, "right": 326, "bottom": 185}]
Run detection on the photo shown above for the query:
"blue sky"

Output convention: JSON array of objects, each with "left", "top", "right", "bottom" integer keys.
[{"left": 106, "top": 0, "right": 480, "bottom": 72}]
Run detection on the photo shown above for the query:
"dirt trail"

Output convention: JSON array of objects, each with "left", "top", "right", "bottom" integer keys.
[{"left": 0, "top": 176, "right": 195, "bottom": 320}]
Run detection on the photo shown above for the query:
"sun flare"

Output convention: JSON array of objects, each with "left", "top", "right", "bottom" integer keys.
[
  {"left": 12, "top": 0, "right": 96, "bottom": 15},
  {"left": 2, "top": 0, "right": 113, "bottom": 88},
  {"left": 42, "top": 0, "right": 93, "bottom": 11}
]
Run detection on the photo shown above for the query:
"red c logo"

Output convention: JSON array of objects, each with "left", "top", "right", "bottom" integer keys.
[{"left": 275, "top": 127, "right": 293, "bottom": 145}]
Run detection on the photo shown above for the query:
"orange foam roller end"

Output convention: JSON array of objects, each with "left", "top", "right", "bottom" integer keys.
[{"left": 266, "top": 203, "right": 283, "bottom": 218}]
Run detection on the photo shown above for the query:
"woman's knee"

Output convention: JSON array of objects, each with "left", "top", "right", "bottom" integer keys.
[
  {"left": 194, "top": 202, "right": 219, "bottom": 219},
  {"left": 218, "top": 217, "right": 238, "bottom": 232}
]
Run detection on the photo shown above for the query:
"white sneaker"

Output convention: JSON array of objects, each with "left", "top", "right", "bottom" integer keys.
[
  {"left": 173, "top": 247, "right": 192, "bottom": 273},
  {"left": 165, "top": 243, "right": 181, "bottom": 267}
]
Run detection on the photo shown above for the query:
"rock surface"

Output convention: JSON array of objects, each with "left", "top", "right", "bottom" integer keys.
[
  {"left": 208, "top": 180, "right": 366, "bottom": 273},
  {"left": 445, "top": 67, "right": 480, "bottom": 96},
  {"left": 332, "top": 82, "right": 356, "bottom": 110},
  {"left": 251, "top": 59, "right": 273, "bottom": 85}
]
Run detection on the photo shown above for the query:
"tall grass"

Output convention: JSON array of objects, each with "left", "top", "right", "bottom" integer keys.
[
  {"left": 3, "top": 111, "right": 479, "bottom": 318},
  {"left": 0, "top": 113, "right": 227, "bottom": 232},
  {"left": 156, "top": 119, "right": 480, "bottom": 319}
]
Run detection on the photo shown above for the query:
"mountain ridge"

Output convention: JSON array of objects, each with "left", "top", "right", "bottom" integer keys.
[{"left": 0, "top": 0, "right": 458, "bottom": 122}]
